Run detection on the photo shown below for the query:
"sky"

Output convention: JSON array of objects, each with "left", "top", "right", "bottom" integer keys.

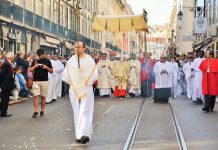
[{"left": 126, "top": 0, "right": 174, "bottom": 26}]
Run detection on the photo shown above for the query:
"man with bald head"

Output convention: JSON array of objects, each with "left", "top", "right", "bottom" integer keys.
[
  {"left": 62, "top": 41, "right": 98, "bottom": 144},
  {"left": 153, "top": 54, "right": 173, "bottom": 103}
]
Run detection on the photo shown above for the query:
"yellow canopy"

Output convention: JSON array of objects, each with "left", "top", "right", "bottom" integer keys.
[{"left": 93, "top": 14, "right": 147, "bottom": 33}]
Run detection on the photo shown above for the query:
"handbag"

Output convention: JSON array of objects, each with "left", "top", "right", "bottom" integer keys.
[{"left": 27, "top": 60, "right": 37, "bottom": 89}]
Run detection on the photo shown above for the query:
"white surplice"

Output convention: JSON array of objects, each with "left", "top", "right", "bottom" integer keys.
[
  {"left": 128, "top": 59, "right": 141, "bottom": 94},
  {"left": 62, "top": 54, "right": 98, "bottom": 139},
  {"left": 192, "top": 57, "right": 205, "bottom": 100},
  {"left": 183, "top": 61, "right": 194, "bottom": 99},
  {"left": 170, "top": 61, "right": 179, "bottom": 97},
  {"left": 46, "top": 59, "right": 64, "bottom": 102},
  {"left": 153, "top": 61, "right": 173, "bottom": 89}
]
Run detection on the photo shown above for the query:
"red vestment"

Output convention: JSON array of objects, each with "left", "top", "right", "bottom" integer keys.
[{"left": 199, "top": 59, "right": 218, "bottom": 95}]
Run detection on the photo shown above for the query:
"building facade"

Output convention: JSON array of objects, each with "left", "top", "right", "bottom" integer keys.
[
  {"left": 0, "top": 0, "right": 101, "bottom": 55},
  {"left": 147, "top": 24, "right": 168, "bottom": 59},
  {"left": 195, "top": 0, "right": 218, "bottom": 56}
]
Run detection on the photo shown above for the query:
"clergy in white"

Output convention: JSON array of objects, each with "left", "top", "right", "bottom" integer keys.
[
  {"left": 97, "top": 53, "right": 112, "bottom": 97},
  {"left": 62, "top": 42, "right": 98, "bottom": 144},
  {"left": 183, "top": 56, "right": 194, "bottom": 99},
  {"left": 46, "top": 53, "right": 64, "bottom": 103},
  {"left": 192, "top": 50, "right": 205, "bottom": 104},
  {"left": 169, "top": 56, "right": 179, "bottom": 98},
  {"left": 153, "top": 55, "right": 173, "bottom": 103},
  {"left": 128, "top": 53, "right": 141, "bottom": 97}
]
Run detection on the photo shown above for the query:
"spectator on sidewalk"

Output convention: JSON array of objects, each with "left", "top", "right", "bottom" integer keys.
[
  {"left": 16, "top": 52, "right": 29, "bottom": 81},
  {"left": 10, "top": 67, "right": 20, "bottom": 101},
  {"left": 30, "top": 49, "right": 53, "bottom": 118},
  {"left": 0, "top": 52, "right": 15, "bottom": 117},
  {"left": 16, "top": 66, "right": 32, "bottom": 98}
]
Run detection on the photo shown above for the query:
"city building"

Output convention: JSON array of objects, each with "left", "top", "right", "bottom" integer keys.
[
  {"left": 0, "top": 0, "right": 100, "bottom": 55},
  {"left": 194, "top": 0, "right": 218, "bottom": 57},
  {"left": 147, "top": 24, "right": 168, "bottom": 59}
]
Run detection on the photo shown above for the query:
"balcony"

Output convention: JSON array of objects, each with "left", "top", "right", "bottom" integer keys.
[
  {"left": 0, "top": 0, "right": 11, "bottom": 18},
  {"left": 44, "top": 19, "right": 51, "bottom": 33},
  {"left": 24, "top": 10, "right": 33, "bottom": 26},
  {"left": 12, "top": 5, "right": 23, "bottom": 22},
  {"left": 34, "top": 15, "right": 43, "bottom": 30}
]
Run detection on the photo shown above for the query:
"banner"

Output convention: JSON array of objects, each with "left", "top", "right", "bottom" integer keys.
[{"left": 194, "top": 17, "right": 207, "bottom": 34}]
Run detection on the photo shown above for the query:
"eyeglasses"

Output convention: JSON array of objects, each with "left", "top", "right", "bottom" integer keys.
[{"left": 75, "top": 46, "right": 83, "bottom": 48}]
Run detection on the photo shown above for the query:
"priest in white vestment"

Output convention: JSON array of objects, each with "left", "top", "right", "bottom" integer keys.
[
  {"left": 153, "top": 55, "right": 173, "bottom": 103},
  {"left": 46, "top": 53, "right": 64, "bottom": 103},
  {"left": 97, "top": 53, "right": 112, "bottom": 97},
  {"left": 169, "top": 56, "right": 179, "bottom": 98},
  {"left": 192, "top": 50, "right": 205, "bottom": 104},
  {"left": 128, "top": 53, "right": 141, "bottom": 97},
  {"left": 183, "top": 55, "right": 194, "bottom": 99},
  {"left": 62, "top": 42, "right": 98, "bottom": 144}
]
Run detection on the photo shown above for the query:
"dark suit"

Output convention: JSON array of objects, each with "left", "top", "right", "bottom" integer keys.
[{"left": 0, "top": 59, "right": 15, "bottom": 115}]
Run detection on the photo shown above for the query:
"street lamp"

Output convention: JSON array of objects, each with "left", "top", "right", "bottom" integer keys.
[{"left": 178, "top": 10, "right": 183, "bottom": 21}]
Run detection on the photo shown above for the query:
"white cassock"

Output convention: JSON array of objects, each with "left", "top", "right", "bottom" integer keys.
[
  {"left": 153, "top": 61, "right": 173, "bottom": 89},
  {"left": 62, "top": 54, "right": 98, "bottom": 140},
  {"left": 46, "top": 60, "right": 55, "bottom": 103},
  {"left": 108, "top": 60, "right": 116, "bottom": 91},
  {"left": 57, "top": 61, "right": 64, "bottom": 97},
  {"left": 97, "top": 60, "right": 112, "bottom": 96},
  {"left": 183, "top": 62, "right": 194, "bottom": 99},
  {"left": 170, "top": 61, "right": 179, "bottom": 98},
  {"left": 192, "top": 57, "right": 205, "bottom": 101},
  {"left": 128, "top": 59, "right": 141, "bottom": 94},
  {"left": 46, "top": 60, "right": 64, "bottom": 102}
]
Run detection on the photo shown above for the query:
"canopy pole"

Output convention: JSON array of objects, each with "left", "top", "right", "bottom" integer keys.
[{"left": 144, "top": 30, "right": 147, "bottom": 58}]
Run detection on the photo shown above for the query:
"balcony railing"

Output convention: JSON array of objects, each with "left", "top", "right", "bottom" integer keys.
[{"left": 0, "top": 1, "right": 101, "bottom": 50}]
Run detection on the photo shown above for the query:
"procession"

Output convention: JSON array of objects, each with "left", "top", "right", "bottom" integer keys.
[{"left": 1, "top": 0, "right": 218, "bottom": 149}]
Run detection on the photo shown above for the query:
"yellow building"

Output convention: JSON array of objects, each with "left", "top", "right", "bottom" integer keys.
[{"left": 0, "top": 0, "right": 100, "bottom": 55}]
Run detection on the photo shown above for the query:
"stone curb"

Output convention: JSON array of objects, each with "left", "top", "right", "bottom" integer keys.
[{"left": 9, "top": 98, "right": 30, "bottom": 106}]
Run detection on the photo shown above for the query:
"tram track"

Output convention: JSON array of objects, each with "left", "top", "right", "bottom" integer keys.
[{"left": 123, "top": 98, "right": 187, "bottom": 150}]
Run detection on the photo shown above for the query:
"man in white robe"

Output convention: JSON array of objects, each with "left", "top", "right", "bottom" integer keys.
[
  {"left": 128, "top": 53, "right": 141, "bottom": 97},
  {"left": 183, "top": 55, "right": 194, "bottom": 99},
  {"left": 62, "top": 42, "right": 98, "bottom": 144},
  {"left": 97, "top": 53, "right": 112, "bottom": 97},
  {"left": 46, "top": 53, "right": 64, "bottom": 103},
  {"left": 153, "top": 55, "right": 173, "bottom": 103},
  {"left": 192, "top": 50, "right": 205, "bottom": 104},
  {"left": 169, "top": 57, "right": 179, "bottom": 98}
]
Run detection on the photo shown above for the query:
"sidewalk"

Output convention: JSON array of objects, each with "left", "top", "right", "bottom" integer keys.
[{"left": 9, "top": 97, "right": 30, "bottom": 106}]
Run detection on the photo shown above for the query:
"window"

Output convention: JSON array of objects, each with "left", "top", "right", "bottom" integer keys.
[
  {"left": 70, "top": 9, "right": 73, "bottom": 30},
  {"left": 212, "top": 0, "right": 216, "bottom": 24},
  {"left": 47, "top": 0, "right": 51, "bottom": 19},
  {"left": 60, "top": 4, "right": 63, "bottom": 26},
  {"left": 39, "top": 0, "right": 44, "bottom": 17},
  {"left": 65, "top": 7, "right": 68, "bottom": 28},
  {"left": 54, "top": 0, "right": 58, "bottom": 23}
]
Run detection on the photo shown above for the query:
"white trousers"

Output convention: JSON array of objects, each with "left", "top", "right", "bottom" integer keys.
[
  {"left": 192, "top": 72, "right": 203, "bottom": 101},
  {"left": 100, "top": 88, "right": 111, "bottom": 96},
  {"left": 46, "top": 75, "right": 59, "bottom": 102},
  {"left": 186, "top": 78, "right": 193, "bottom": 99},
  {"left": 57, "top": 73, "right": 62, "bottom": 98},
  {"left": 171, "top": 75, "right": 178, "bottom": 97},
  {"left": 69, "top": 86, "right": 94, "bottom": 139},
  {"left": 10, "top": 89, "right": 19, "bottom": 101}
]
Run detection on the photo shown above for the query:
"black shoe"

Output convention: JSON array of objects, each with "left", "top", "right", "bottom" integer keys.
[
  {"left": 40, "top": 111, "right": 44, "bottom": 117},
  {"left": 1, "top": 114, "right": 12, "bottom": 117},
  {"left": 129, "top": 93, "right": 135, "bottom": 97},
  {"left": 52, "top": 99, "right": 56, "bottom": 102},
  {"left": 202, "top": 107, "right": 209, "bottom": 112},
  {"left": 76, "top": 139, "right": 81, "bottom": 143},
  {"left": 32, "top": 112, "right": 38, "bottom": 118},
  {"left": 210, "top": 109, "right": 214, "bottom": 112},
  {"left": 81, "top": 136, "right": 89, "bottom": 144}
]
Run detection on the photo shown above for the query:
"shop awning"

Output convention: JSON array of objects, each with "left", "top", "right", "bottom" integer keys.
[
  {"left": 193, "top": 38, "right": 216, "bottom": 52},
  {"left": 65, "top": 42, "right": 73, "bottom": 49},
  {"left": 93, "top": 14, "right": 147, "bottom": 32},
  {"left": 40, "top": 37, "right": 57, "bottom": 48},
  {"left": 45, "top": 36, "right": 60, "bottom": 45}
]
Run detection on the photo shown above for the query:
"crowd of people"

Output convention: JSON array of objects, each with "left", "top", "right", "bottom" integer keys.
[{"left": 0, "top": 42, "right": 218, "bottom": 144}]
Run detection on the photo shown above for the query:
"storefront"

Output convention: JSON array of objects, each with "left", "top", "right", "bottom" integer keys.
[
  {"left": 39, "top": 36, "right": 60, "bottom": 54},
  {"left": 20, "top": 32, "right": 27, "bottom": 53},
  {"left": 7, "top": 28, "right": 16, "bottom": 53}
]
